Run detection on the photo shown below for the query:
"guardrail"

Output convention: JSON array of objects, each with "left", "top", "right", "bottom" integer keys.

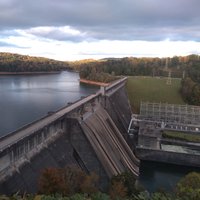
[{"left": 105, "top": 77, "right": 127, "bottom": 91}]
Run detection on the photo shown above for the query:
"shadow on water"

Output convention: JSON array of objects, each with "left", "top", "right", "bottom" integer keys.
[{"left": 139, "top": 160, "right": 200, "bottom": 193}]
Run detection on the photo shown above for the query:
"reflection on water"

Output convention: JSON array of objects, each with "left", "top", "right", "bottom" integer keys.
[{"left": 0, "top": 71, "right": 98, "bottom": 136}]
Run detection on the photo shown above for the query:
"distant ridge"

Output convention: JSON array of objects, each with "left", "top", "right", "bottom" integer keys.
[
  {"left": 0, "top": 52, "right": 71, "bottom": 72},
  {"left": 100, "top": 57, "right": 122, "bottom": 61}
]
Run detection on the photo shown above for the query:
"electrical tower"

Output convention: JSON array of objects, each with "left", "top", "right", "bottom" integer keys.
[
  {"left": 166, "top": 71, "right": 171, "bottom": 85},
  {"left": 182, "top": 70, "right": 185, "bottom": 79},
  {"left": 165, "top": 57, "right": 169, "bottom": 70}
]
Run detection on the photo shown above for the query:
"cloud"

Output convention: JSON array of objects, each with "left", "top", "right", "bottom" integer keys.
[
  {"left": 0, "top": 0, "right": 200, "bottom": 41},
  {"left": 0, "top": 40, "right": 27, "bottom": 48},
  {"left": 1, "top": 35, "right": 200, "bottom": 61},
  {"left": 24, "top": 26, "right": 89, "bottom": 42},
  {"left": 0, "top": 41, "right": 15, "bottom": 47},
  {"left": 0, "top": 0, "right": 200, "bottom": 60}
]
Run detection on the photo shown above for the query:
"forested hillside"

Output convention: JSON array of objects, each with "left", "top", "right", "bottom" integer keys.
[
  {"left": 1, "top": 52, "right": 200, "bottom": 105},
  {"left": 1, "top": 52, "right": 199, "bottom": 78},
  {"left": 74, "top": 56, "right": 184, "bottom": 78},
  {"left": 179, "top": 55, "right": 200, "bottom": 105},
  {"left": 0, "top": 53, "right": 71, "bottom": 72},
  {"left": 71, "top": 55, "right": 200, "bottom": 105}
]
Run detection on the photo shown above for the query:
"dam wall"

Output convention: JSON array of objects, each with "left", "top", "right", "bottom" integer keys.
[
  {"left": 0, "top": 77, "right": 139, "bottom": 194},
  {"left": 80, "top": 106, "right": 139, "bottom": 178},
  {"left": 104, "top": 83, "right": 132, "bottom": 138},
  {"left": 0, "top": 117, "right": 109, "bottom": 194}
]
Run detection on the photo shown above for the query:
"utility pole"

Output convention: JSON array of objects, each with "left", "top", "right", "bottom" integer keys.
[
  {"left": 165, "top": 57, "right": 169, "bottom": 70},
  {"left": 182, "top": 70, "right": 185, "bottom": 79},
  {"left": 166, "top": 71, "right": 172, "bottom": 85}
]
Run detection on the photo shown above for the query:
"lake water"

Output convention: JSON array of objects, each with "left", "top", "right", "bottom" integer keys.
[
  {"left": 0, "top": 71, "right": 98, "bottom": 136},
  {"left": 139, "top": 160, "right": 200, "bottom": 193},
  {"left": 0, "top": 71, "right": 199, "bottom": 193}
]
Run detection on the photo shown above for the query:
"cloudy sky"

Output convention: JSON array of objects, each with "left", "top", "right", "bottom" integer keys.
[{"left": 0, "top": 0, "right": 200, "bottom": 61}]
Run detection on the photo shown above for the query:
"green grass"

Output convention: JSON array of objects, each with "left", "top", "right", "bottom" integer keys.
[
  {"left": 126, "top": 76, "right": 185, "bottom": 113},
  {"left": 162, "top": 131, "right": 200, "bottom": 143}
]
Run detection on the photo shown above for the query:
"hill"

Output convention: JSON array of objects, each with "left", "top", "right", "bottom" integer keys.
[
  {"left": 0, "top": 52, "right": 71, "bottom": 72},
  {"left": 126, "top": 76, "right": 185, "bottom": 113}
]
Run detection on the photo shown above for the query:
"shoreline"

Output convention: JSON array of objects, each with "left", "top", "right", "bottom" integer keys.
[
  {"left": 80, "top": 78, "right": 110, "bottom": 87},
  {"left": 0, "top": 71, "right": 61, "bottom": 75}
]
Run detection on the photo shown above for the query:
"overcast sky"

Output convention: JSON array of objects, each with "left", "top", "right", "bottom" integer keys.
[{"left": 0, "top": 0, "right": 200, "bottom": 60}]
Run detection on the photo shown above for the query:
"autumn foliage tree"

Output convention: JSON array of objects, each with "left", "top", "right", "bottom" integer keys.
[
  {"left": 109, "top": 180, "right": 127, "bottom": 199},
  {"left": 38, "top": 168, "right": 67, "bottom": 195},
  {"left": 109, "top": 171, "right": 140, "bottom": 199},
  {"left": 0, "top": 52, "right": 71, "bottom": 72},
  {"left": 38, "top": 166, "right": 99, "bottom": 196}
]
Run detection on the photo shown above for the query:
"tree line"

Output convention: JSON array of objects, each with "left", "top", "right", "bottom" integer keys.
[
  {"left": 179, "top": 55, "right": 200, "bottom": 105},
  {"left": 1, "top": 52, "right": 200, "bottom": 105},
  {"left": 1, "top": 52, "right": 199, "bottom": 78},
  {"left": 72, "top": 56, "right": 188, "bottom": 78},
  {"left": 0, "top": 52, "right": 71, "bottom": 72},
  {"left": 1, "top": 53, "right": 199, "bottom": 78},
  {"left": 71, "top": 55, "right": 200, "bottom": 105},
  {"left": 1, "top": 166, "right": 200, "bottom": 200}
]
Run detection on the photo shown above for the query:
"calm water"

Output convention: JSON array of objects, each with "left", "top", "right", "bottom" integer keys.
[
  {"left": 0, "top": 71, "right": 98, "bottom": 136},
  {"left": 139, "top": 161, "right": 200, "bottom": 192},
  {"left": 0, "top": 71, "right": 199, "bottom": 192}
]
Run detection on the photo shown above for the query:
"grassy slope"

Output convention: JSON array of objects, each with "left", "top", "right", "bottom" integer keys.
[{"left": 126, "top": 76, "right": 185, "bottom": 113}]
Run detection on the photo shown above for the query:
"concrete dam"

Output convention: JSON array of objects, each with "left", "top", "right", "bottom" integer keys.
[{"left": 0, "top": 77, "right": 140, "bottom": 194}]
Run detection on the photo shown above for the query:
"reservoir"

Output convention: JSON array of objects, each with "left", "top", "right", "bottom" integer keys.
[
  {"left": 0, "top": 71, "right": 199, "bottom": 193},
  {"left": 139, "top": 160, "right": 200, "bottom": 192},
  {"left": 0, "top": 71, "right": 98, "bottom": 137}
]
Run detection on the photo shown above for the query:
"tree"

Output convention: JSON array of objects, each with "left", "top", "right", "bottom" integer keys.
[
  {"left": 38, "top": 166, "right": 99, "bottom": 196},
  {"left": 38, "top": 168, "right": 67, "bottom": 195},
  {"left": 176, "top": 172, "right": 200, "bottom": 200},
  {"left": 170, "top": 56, "right": 179, "bottom": 68},
  {"left": 191, "top": 84, "right": 200, "bottom": 105},
  {"left": 110, "top": 171, "right": 141, "bottom": 197},
  {"left": 109, "top": 180, "right": 127, "bottom": 199},
  {"left": 80, "top": 172, "right": 99, "bottom": 195},
  {"left": 180, "top": 77, "right": 195, "bottom": 103}
]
